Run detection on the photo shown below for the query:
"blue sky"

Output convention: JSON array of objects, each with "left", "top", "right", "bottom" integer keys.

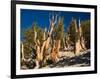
[{"left": 21, "top": 9, "right": 90, "bottom": 40}]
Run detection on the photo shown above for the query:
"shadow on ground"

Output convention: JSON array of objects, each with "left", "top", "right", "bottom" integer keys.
[{"left": 49, "top": 52, "right": 90, "bottom": 68}]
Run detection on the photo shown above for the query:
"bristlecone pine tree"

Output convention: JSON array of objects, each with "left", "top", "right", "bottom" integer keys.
[{"left": 21, "top": 15, "right": 90, "bottom": 69}]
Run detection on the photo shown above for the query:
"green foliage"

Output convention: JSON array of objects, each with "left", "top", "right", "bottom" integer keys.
[
  {"left": 81, "top": 20, "right": 90, "bottom": 48},
  {"left": 53, "top": 17, "right": 64, "bottom": 39},
  {"left": 53, "top": 17, "right": 64, "bottom": 48},
  {"left": 67, "top": 18, "right": 77, "bottom": 45},
  {"left": 22, "top": 22, "right": 44, "bottom": 59},
  {"left": 67, "top": 18, "right": 90, "bottom": 49}
]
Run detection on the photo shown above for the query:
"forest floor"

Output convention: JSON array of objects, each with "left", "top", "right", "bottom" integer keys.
[{"left": 43, "top": 49, "right": 90, "bottom": 68}]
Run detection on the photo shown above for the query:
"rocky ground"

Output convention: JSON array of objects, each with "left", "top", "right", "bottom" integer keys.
[
  {"left": 43, "top": 50, "right": 90, "bottom": 68},
  {"left": 21, "top": 50, "right": 90, "bottom": 69}
]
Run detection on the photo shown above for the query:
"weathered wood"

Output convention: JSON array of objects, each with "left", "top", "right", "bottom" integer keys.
[
  {"left": 50, "top": 40, "right": 60, "bottom": 63},
  {"left": 21, "top": 43, "right": 25, "bottom": 61},
  {"left": 75, "top": 19, "right": 86, "bottom": 55},
  {"left": 34, "top": 14, "right": 58, "bottom": 68}
]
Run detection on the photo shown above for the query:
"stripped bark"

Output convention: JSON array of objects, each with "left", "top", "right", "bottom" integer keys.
[{"left": 35, "top": 14, "right": 58, "bottom": 68}]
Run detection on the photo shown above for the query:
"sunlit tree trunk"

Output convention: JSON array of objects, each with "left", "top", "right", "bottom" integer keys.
[
  {"left": 74, "top": 19, "right": 86, "bottom": 56},
  {"left": 56, "top": 40, "right": 61, "bottom": 58},
  {"left": 21, "top": 43, "right": 25, "bottom": 61},
  {"left": 35, "top": 14, "right": 58, "bottom": 67}
]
